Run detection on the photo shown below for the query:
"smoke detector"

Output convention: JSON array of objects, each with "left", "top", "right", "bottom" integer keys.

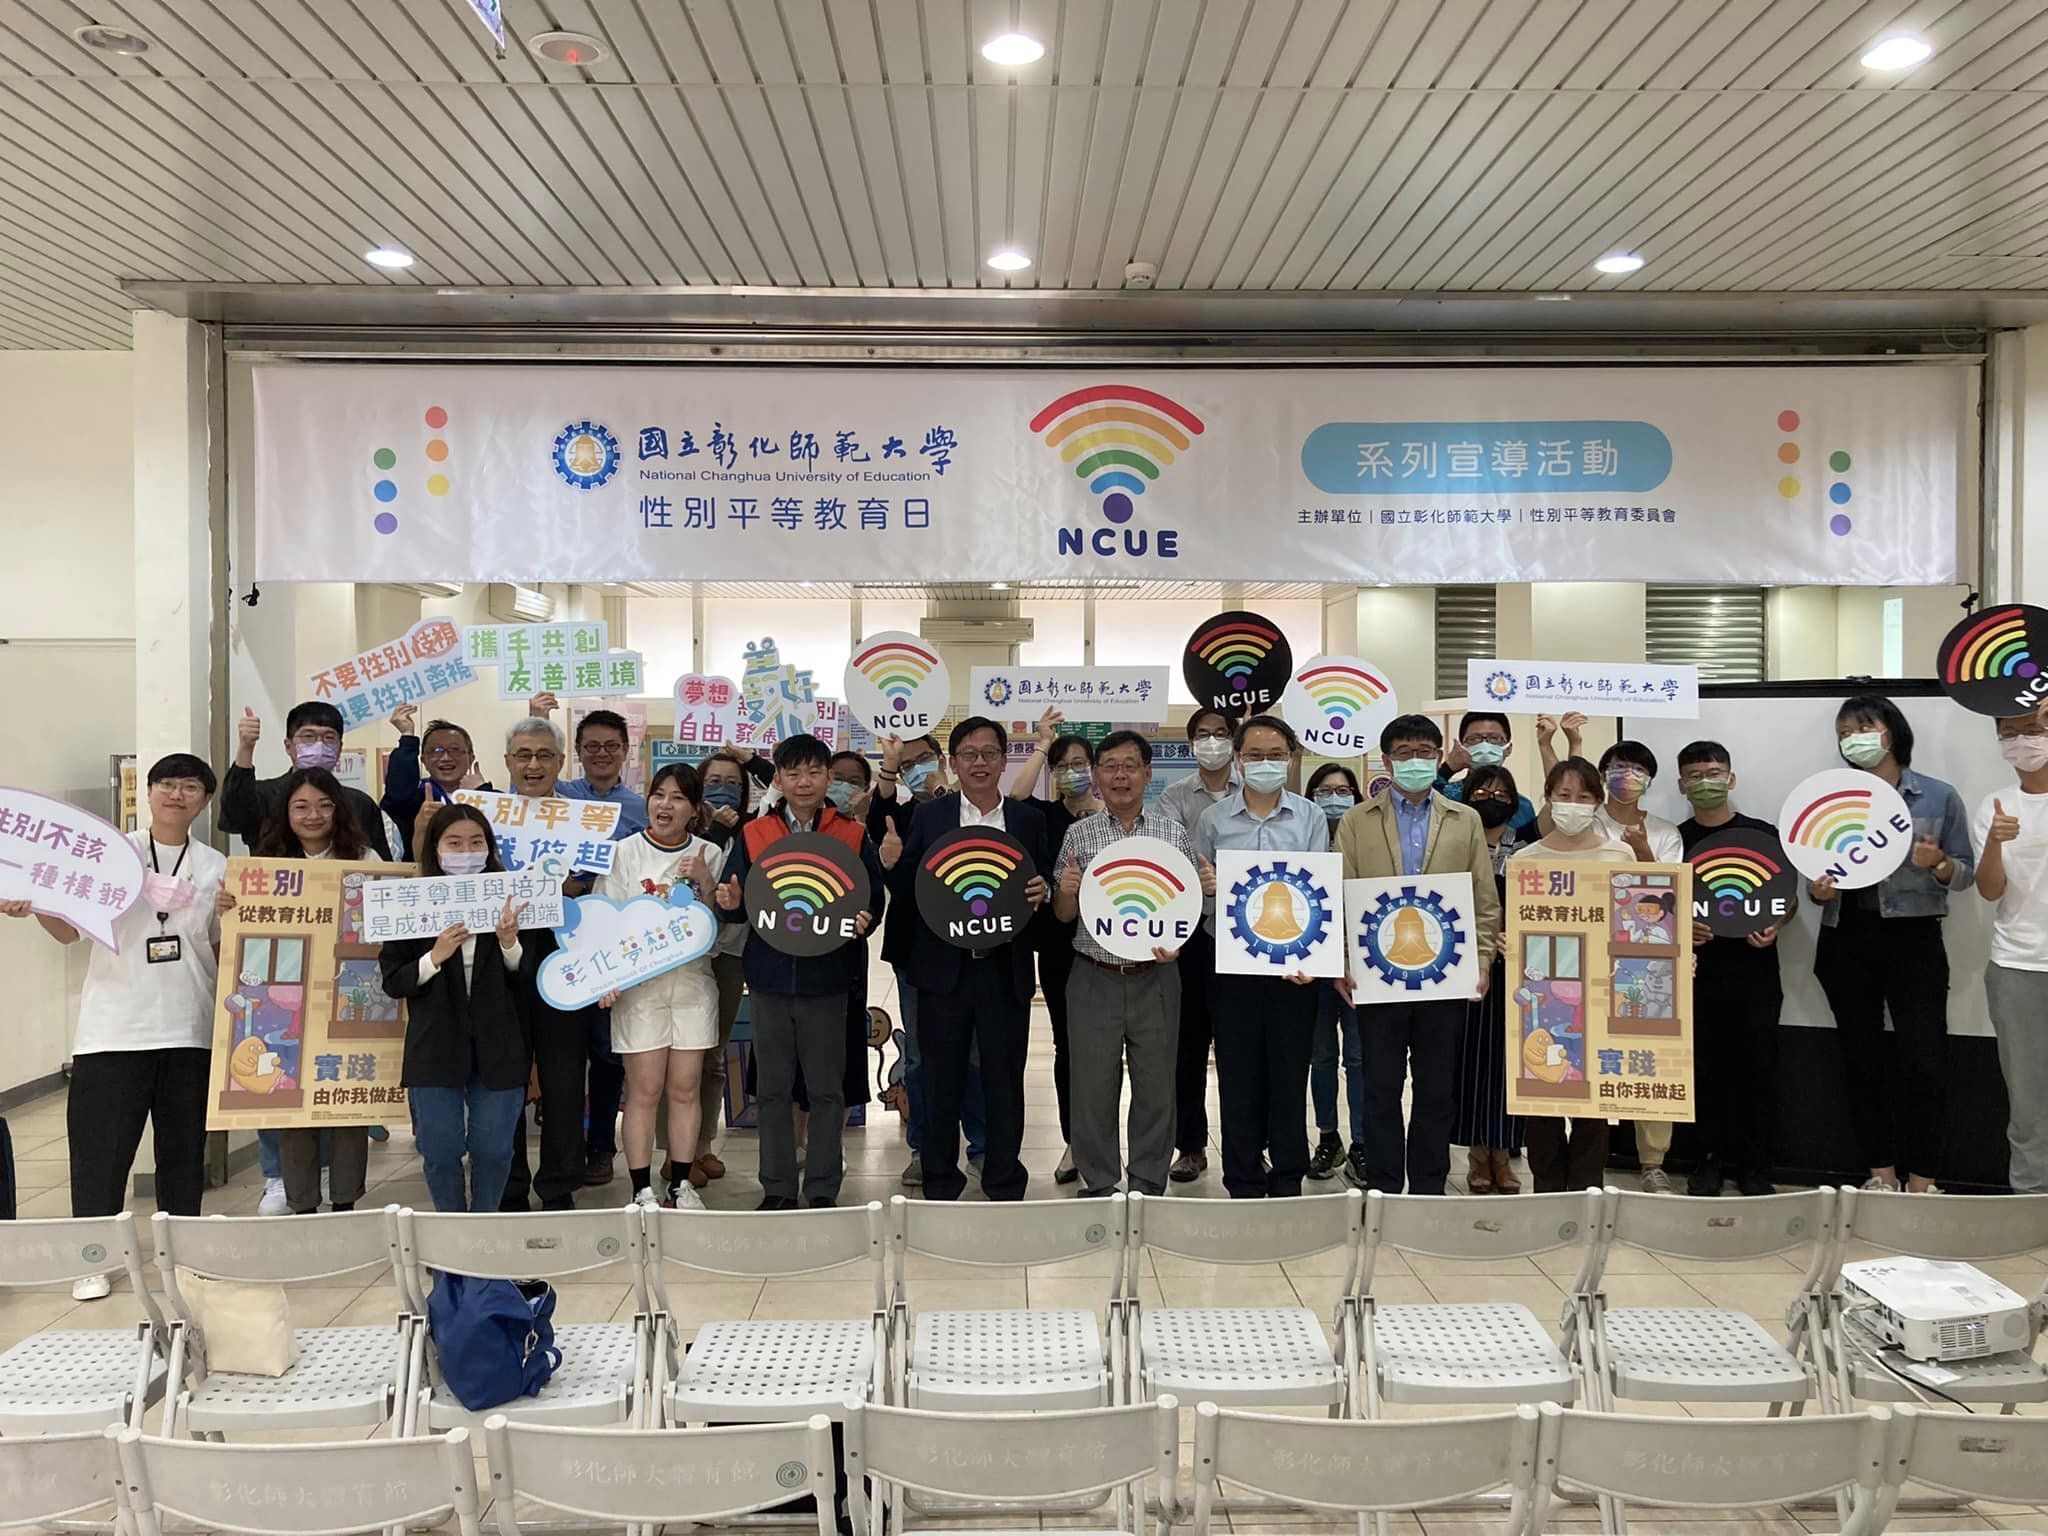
[
  {"left": 1124, "top": 261, "right": 1158, "bottom": 290},
  {"left": 528, "top": 30, "right": 606, "bottom": 67}
]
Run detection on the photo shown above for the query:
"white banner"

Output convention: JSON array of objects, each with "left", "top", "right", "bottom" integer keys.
[
  {"left": 307, "top": 617, "right": 477, "bottom": 729},
  {"left": 446, "top": 791, "right": 620, "bottom": 874},
  {"left": 251, "top": 364, "right": 1968, "bottom": 586},
  {"left": 359, "top": 868, "right": 567, "bottom": 942},
  {"left": 1469, "top": 659, "right": 1700, "bottom": 719},
  {"left": 969, "top": 666, "right": 1170, "bottom": 725}
]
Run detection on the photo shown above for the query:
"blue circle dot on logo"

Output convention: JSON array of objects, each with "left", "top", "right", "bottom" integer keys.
[
  {"left": 373, "top": 480, "right": 398, "bottom": 502},
  {"left": 1829, "top": 482, "right": 1851, "bottom": 505},
  {"left": 373, "top": 512, "right": 398, "bottom": 535},
  {"left": 1830, "top": 513, "right": 1853, "bottom": 536},
  {"left": 1103, "top": 492, "right": 1134, "bottom": 524}
]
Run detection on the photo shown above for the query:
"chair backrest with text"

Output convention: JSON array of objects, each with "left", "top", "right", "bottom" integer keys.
[
  {"left": 395, "top": 1207, "right": 648, "bottom": 1317},
  {"left": 645, "top": 1203, "right": 887, "bottom": 1314},
  {"left": 0, "top": 1215, "right": 161, "bottom": 1332}
]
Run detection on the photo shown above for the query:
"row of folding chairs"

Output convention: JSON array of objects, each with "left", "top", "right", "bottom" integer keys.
[{"left": 11, "top": 1396, "right": 2045, "bottom": 1536}]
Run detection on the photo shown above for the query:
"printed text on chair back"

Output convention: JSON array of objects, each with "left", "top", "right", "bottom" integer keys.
[
  {"left": 1199, "top": 1403, "right": 1538, "bottom": 1512},
  {"left": 1843, "top": 1189, "right": 2048, "bottom": 1262},
  {"left": 1607, "top": 1188, "right": 1830, "bottom": 1265},
  {"left": 1890, "top": 1406, "right": 2048, "bottom": 1505},
  {"left": 1370, "top": 1189, "right": 1594, "bottom": 1262},
  {"left": 1540, "top": 1406, "right": 1888, "bottom": 1508},
  {"left": 848, "top": 1399, "right": 1172, "bottom": 1501},
  {"left": 895, "top": 1194, "right": 1126, "bottom": 1268},
  {"left": 1130, "top": 1191, "right": 1358, "bottom": 1264}
]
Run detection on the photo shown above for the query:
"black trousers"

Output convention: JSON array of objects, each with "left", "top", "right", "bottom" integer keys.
[
  {"left": 1360, "top": 999, "right": 1465, "bottom": 1194},
  {"left": 1526, "top": 1117, "right": 1610, "bottom": 1192},
  {"left": 918, "top": 957, "right": 1030, "bottom": 1202},
  {"left": 1211, "top": 974, "right": 1319, "bottom": 1199},
  {"left": 68, "top": 1048, "right": 208, "bottom": 1218},
  {"left": 1815, "top": 912, "right": 1949, "bottom": 1181},
  {"left": 1694, "top": 953, "right": 1783, "bottom": 1181},
  {"left": 502, "top": 1002, "right": 599, "bottom": 1210},
  {"left": 1173, "top": 926, "right": 1218, "bottom": 1155},
  {"left": 1037, "top": 935, "right": 1077, "bottom": 1143}
]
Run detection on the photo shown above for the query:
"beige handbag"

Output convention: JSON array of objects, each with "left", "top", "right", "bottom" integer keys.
[{"left": 176, "top": 1268, "right": 298, "bottom": 1376}]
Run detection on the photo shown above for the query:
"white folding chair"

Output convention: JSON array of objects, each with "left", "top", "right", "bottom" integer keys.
[
  {"left": 0, "top": 1426, "right": 126, "bottom": 1531},
  {"left": 397, "top": 1207, "right": 651, "bottom": 1428},
  {"left": 483, "top": 1413, "right": 837, "bottom": 1536},
  {"left": 1828, "top": 1188, "right": 2048, "bottom": 1409},
  {"left": 889, "top": 1194, "right": 1124, "bottom": 1410},
  {"left": 0, "top": 1215, "right": 165, "bottom": 1434},
  {"left": 1572, "top": 1186, "right": 1832, "bottom": 1412},
  {"left": 1361, "top": 1190, "right": 1595, "bottom": 1412},
  {"left": 843, "top": 1397, "right": 1177, "bottom": 1536},
  {"left": 1532, "top": 1402, "right": 1896, "bottom": 1536},
  {"left": 647, "top": 1202, "right": 887, "bottom": 1426},
  {"left": 152, "top": 1207, "right": 416, "bottom": 1438},
  {"left": 1125, "top": 1190, "right": 1361, "bottom": 1412},
  {"left": 1192, "top": 1402, "right": 1542, "bottom": 1536},
  {"left": 1884, "top": 1402, "right": 2048, "bottom": 1524},
  {"left": 112, "top": 1424, "right": 481, "bottom": 1536}
]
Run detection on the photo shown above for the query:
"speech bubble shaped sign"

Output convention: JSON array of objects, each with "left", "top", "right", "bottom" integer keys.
[
  {"left": 537, "top": 884, "right": 720, "bottom": 1012},
  {"left": 0, "top": 787, "right": 146, "bottom": 952}
]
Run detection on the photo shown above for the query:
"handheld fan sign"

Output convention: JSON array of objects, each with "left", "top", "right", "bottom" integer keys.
[
  {"left": 1775, "top": 769, "right": 1914, "bottom": 891},
  {"left": 1937, "top": 603, "right": 2048, "bottom": 718},
  {"left": 1076, "top": 835, "right": 1203, "bottom": 962},
  {"left": 0, "top": 787, "right": 146, "bottom": 952},
  {"left": 1281, "top": 654, "right": 1401, "bottom": 758},
  {"left": 843, "top": 630, "right": 951, "bottom": 736},
  {"left": 744, "top": 831, "right": 873, "bottom": 957},
  {"left": 1687, "top": 826, "right": 1799, "bottom": 937},
  {"left": 537, "top": 885, "right": 719, "bottom": 1012},
  {"left": 1181, "top": 610, "right": 1294, "bottom": 719},
  {"left": 915, "top": 825, "right": 1035, "bottom": 949}
]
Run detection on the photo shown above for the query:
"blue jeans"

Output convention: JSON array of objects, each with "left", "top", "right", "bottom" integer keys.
[
  {"left": 410, "top": 1078, "right": 527, "bottom": 1212},
  {"left": 257, "top": 1127, "right": 331, "bottom": 1180},
  {"left": 897, "top": 970, "right": 985, "bottom": 1159},
  {"left": 1309, "top": 986, "right": 1366, "bottom": 1145}
]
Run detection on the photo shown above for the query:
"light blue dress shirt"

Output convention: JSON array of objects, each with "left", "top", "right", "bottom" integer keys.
[
  {"left": 1392, "top": 790, "right": 1432, "bottom": 876},
  {"left": 1190, "top": 787, "right": 1330, "bottom": 931},
  {"left": 556, "top": 777, "right": 650, "bottom": 839}
]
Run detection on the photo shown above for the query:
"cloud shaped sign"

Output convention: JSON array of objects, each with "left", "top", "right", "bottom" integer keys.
[
  {"left": 537, "top": 884, "right": 719, "bottom": 1012},
  {"left": 0, "top": 787, "right": 146, "bottom": 952}
]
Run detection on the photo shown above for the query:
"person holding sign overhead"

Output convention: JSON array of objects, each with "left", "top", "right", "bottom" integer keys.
[
  {"left": 1810, "top": 695, "right": 1972, "bottom": 1195},
  {"left": 1974, "top": 706, "right": 2048, "bottom": 1192},
  {"left": 878, "top": 717, "right": 1050, "bottom": 1201},
  {"left": 382, "top": 707, "right": 491, "bottom": 860}
]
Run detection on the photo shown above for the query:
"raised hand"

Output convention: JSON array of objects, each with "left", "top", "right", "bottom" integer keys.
[
  {"left": 0, "top": 899, "right": 31, "bottom": 919},
  {"left": 1808, "top": 874, "right": 1838, "bottom": 902},
  {"left": 1057, "top": 860, "right": 1082, "bottom": 903},
  {"left": 391, "top": 704, "right": 418, "bottom": 737},
  {"left": 1036, "top": 706, "right": 1064, "bottom": 747},
  {"left": 235, "top": 706, "right": 262, "bottom": 767},
  {"left": 496, "top": 897, "right": 527, "bottom": 949},
  {"left": 1990, "top": 798, "right": 2022, "bottom": 844},
  {"left": 1196, "top": 855, "right": 1217, "bottom": 898},
  {"left": 429, "top": 923, "right": 470, "bottom": 966},
  {"left": 879, "top": 820, "right": 904, "bottom": 870},
  {"left": 879, "top": 734, "right": 904, "bottom": 775},
  {"left": 715, "top": 876, "right": 743, "bottom": 911},
  {"left": 1910, "top": 835, "right": 1945, "bottom": 869},
  {"left": 1621, "top": 822, "right": 1653, "bottom": 861},
  {"left": 527, "top": 691, "right": 560, "bottom": 718},
  {"left": 1024, "top": 874, "right": 1049, "bottom": 908}
]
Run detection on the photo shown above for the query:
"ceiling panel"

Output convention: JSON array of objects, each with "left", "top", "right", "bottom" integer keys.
[{"left": 3, "top": 0, "right": 2044, "bottom": 348}]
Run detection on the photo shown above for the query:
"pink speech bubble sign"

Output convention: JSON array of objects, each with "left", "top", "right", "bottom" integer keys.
[{"left": 0, "top": 787, "right": 145, "bottom": 953}]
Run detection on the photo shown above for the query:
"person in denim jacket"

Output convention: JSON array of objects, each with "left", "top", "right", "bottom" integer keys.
[{"left": 1809, "top": 695, "right": 1974, "bottom": 1195}]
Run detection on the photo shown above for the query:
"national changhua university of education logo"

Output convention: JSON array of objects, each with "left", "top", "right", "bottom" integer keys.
[
  {"left": 552, "top": 420, "right": 620, "bottom": 491},
  {"left": 1358, "top": 883, "right": 1466, "bottom": 990},
  {"left": 1225, "top": 860, "right": 1334, "bottom": 968},
  {"left": 1480, "top": 669, "right": 1518, "bottom": 704}
]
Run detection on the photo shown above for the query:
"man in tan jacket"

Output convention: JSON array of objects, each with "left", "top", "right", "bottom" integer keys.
[{"left": 1336, "top": 714, "right": 1504, "bottom": 1194}]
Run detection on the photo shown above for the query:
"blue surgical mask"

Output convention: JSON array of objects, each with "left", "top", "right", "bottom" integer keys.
[
  {"left": 904, "top": 760, "right": 939, "bottom": 794},
  {"left": 440, "top": 849, "right": 490, "bottom": 876},
  {"left": 1465, "top": 741, "right": 1507, "bottom": 768},
  {"left": 1314, "top": 791, "right": 1356, "bottom": 821},
  {"left": 1392, "top": 759, "right": 1439, "bottom": 794},
  {"left": 1242, "top": 760, "right": 1289, "bottom": 794},
  {"left": 292, "top": 740, "right": 341, "bottom": 771},
  {"left": 826, "top": 781, "right": 859, "bottom": 811},
  {"left": 704, "top": 782, "right": 742, "bottom": 811}
]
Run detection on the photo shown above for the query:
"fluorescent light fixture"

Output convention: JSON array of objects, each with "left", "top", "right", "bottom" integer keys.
[
  {"left": 73, "top": 24, "right": 149, "bottom": 54},
  {"left": 365, "top": 247, "right": 414, "bottom": 270},
  {"left": 1593, "top": 252, "right": 1645, "bottom": 275},
  {"left": 1532, "top": 293, "right": 1573, "bottom": 302},
  {"left": 986, "top": 248, "right": 1033, "bottom": 273},
  {"left": 981, "top": 32, "right": 1045, "bottom": 66},
  {"left": 1861, "top": 33, "right": 1932, "bottom": 70},
  {"left": 990, "top": 581, "right": 1011, "bottom": 590}
]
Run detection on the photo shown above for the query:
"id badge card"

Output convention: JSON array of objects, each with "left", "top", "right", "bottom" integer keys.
[{"left": 145, "top": 935, "right": 183, "bottom": 965}]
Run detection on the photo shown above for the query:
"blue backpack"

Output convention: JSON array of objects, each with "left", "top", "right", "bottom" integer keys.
[{"left": 426, "top": 1272, "right": 561, "bottom": 1410}]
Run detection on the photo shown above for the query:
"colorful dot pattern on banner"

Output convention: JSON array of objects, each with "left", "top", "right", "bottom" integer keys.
[
  {"left": 1775, "top": 408, "right": 1800, "bottom": 499},
  {"left": 1829, "top": 447, "right": 1851, "bottom": 535}
]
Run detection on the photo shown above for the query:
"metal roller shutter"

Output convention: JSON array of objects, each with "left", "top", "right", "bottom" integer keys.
[
  {"left": 1435, "top": 586, "right": 1498, "bottom": 700},
  {"left": 1645, "top": 585, "right": 1767, "bottom": 683}
]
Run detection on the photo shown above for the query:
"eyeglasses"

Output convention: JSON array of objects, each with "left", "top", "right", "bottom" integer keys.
[
  {"left": 578, "top": 740, "right": 625, "bottom": 756},
  {"left": 151, "top": 780, "right": 208, "bottom": 797},
  {"left": 289, "top": 732, "right": 341, "bottom": 747},
  {"left": 422, "top": 743, "right": 471, "bottom": 759},
  {"left": 1097, "top": 759, "right": 1145, "bottom": 777},
  {"left": 1677, "top": 771, "right": 1730, "bottom": 786},
  {"left": 953, "top": 748, "right": 1002, "bottom": 765},
  {"left": 509, "top": 750, "right": 561, "bottom": 766},
  {"left": 1387, "top": 746, "right": 1441, "bottom": 762},
  {"left": 1191, "top": 729, "right": 1233, "bottom": 742}
]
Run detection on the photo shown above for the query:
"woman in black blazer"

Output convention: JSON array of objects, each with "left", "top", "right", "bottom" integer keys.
[{"left": 380, "top": 804, "right": 536, "bottom": 1212}]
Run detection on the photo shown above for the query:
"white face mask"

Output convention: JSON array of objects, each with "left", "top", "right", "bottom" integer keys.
[
  {"left": 2002, "top": 735, "right": 2048, "bottom": 774},
  {"left": 1192, "top": 737, "right": 1234, "bottom": 771},
  {"left": 1549, "top": 802, "right": 1600, "bottom": 836}
]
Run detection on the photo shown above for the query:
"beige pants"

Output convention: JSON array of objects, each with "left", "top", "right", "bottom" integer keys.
[{"left": 1636, "top": 1118, "right": 1673, "bottom": 1170}]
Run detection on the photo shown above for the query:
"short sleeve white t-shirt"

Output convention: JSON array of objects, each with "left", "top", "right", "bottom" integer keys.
[
  {"left": 1597, "top": 808, "right": 1684, "bottom": 863},
  {"left": 72, "top": 832, "right": 227, "bottom": 1055},
  {"left": 1973, "top": 789, "right": 2048, "bottom": 971},
  {"left": 597, "top": 830, "right": 717, "bottom": 908}
]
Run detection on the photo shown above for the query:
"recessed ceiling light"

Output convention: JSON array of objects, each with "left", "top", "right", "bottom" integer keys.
[
  {"left": 365, "top": 247, "right": 414, "bottom": 270},
  {"left": 1531, "top": 293, "right": 1573, "bottom": 302},
  {"left": 990, "top": 581, "right": 1011, "bottom": 590},
  {"left": 1593, "top": 252, "right": 1645, "bottom": 275},
  {"left": 800, "top": 580, "right": 815, "bottom": 588},
  {"left": 1861, "top": 33, "right": 1933, "bottom": 71},
  {"left": 986, "top": 248, "right": 1032, "bottom": 273},
  {"left": 528, "top": 30, "right": 607, "bottom": 66},
  {"left": 981, "top": 32, "right": 1045, "bottom": 66},
  {"left": 73, "top": 23, "right": 150, "bottom": 55}
]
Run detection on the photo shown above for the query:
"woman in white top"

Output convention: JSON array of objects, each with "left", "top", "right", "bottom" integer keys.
[
  {"left": 0, "top": 753, "right": 228, "bottom": 1300},
  {"left": 595, "top": 763, "right": 719, "bottom": 1210}
]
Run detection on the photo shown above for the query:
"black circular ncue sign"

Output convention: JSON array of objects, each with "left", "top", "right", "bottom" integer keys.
[
  {"left": 1936, "top": 602, "right": 2048, "bottom": 719},
  {"left": 743, "top": 831, "right": 873, "bottom": 957},
  {"left": 1687, "top": 826, "right": 1800, "bottom": 939},
  {"left": 914, "top": 825, "right": 1035, "bottom": 950},
  {"left": 1182, "top": 609, "right": 1296, "bottom": 719}
]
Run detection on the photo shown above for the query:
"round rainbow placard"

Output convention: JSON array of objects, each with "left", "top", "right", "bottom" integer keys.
[
  {"left": 1076, "top": 835, "right": 1205, "bottom": 962},
  {"left": 1279, "top": 653, "right": 1401, "bottom": 758},
  {"left": 915, "top": 825, "right": 1036, "bottom": 950},
  {"left": 1687, "top": 825, "right": 1799, "bottom": 938},
  {"left": 1936, "top": 602, "right": 2048, "bottom": 718},
  {"left": 843, "top": 629, "right": 952, "bottom": 737},
  {"left": 743, "top": 831, "right": 874, "bottom": 957},
  {"left": 1182, "top": 609, "right": 1295, "bottom": 719},
  {"left": 1774, "top": 769, "right": 1914, "bottom": 892}
]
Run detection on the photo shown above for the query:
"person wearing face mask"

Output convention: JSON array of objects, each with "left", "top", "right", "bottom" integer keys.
[
  {"left": 1305, "top": 765, "right": 1368, "bottom": 1183},
  {"left": 1438, "top": 713, "right": 1541, "bottom": 839},
  {"left": 1, "top": 754, "right": 227, "bottom": 1300},
  {"left": 1011, "top": 710, "right": 1103, "bottom": 1182},
  {"left": 684, "top": 750, "right": 754, "bottom": 1193},
  {"left": 1157, "top": 708, "right": 1247, "bottom": 1184},
  {"left": 1453, "top": 765, "right": 1530, "bottom": 1196},
  {"left": 1191, "top": 716, "right": 1327, "bottom": 1198},
  {"left": 220, "top": 700, "right": 397, "bottom": 860},
  {"left": 1975, "top": 706, "right": 2048, "bottom": 1193},
  {"left": 1812, "top": 694, "right": 1972, "bottom": 1196},
  {"left": 1675, "top": 741, "right": 1789, "bottom": 1198},
  {"left": 381, "top": 707, "right": 493, "bottom": 860},
  {"left": 379, "top": 804, "right": 535, "bottom": 1212},
  {"left": 1516, "top": 757, "right": 1634, "bottom": 1192},
  {"left": 1334, "top": 715, "right": 1503, "bottom": 1196}
]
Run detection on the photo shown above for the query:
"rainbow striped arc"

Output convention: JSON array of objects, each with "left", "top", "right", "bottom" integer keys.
[{"left": 1030, "top": 385, "right": 1205, "bottom": 524}]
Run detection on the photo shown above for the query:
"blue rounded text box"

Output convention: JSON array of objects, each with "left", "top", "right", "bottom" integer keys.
[{"left": 1300, "top": 420, "right": 1673, "bottom": 495}]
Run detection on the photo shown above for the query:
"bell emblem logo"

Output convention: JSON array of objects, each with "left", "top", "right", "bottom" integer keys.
[
  {"left": 565, "top": 434, "right": 603, "bottom": 476},
  {"left": 1381, "top": 905, "right": 1439, "bottom": 968},
  {"left": 1249, "top": 881, "right": 1303, "bottom": 941}
]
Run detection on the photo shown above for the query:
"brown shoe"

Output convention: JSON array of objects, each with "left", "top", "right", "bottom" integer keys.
[
  {"left": 1169, "top": 1150, "right": 1207, "bottom": 1183},
  {"left": 688, "top": 1163, "right": 710, "bottom": 1189},
  {"left": 696, "top": 1151, "right": 726, "bottom": 1182},
  {"left": 1490, "top": 1148, "right": 1522, "bottom": 1195},
  {"left": 1466, "top": 1144, "right": 1494, "bottom": 1196}
]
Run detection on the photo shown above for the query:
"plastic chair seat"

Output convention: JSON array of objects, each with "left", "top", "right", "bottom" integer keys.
[
  {"left": 1848, "top": 1349, "right": 2048, "bottom": 1404},
  {"left": 425, "top": 1321, "right": 640, "bottom": 1428},
  {"left": 909, "top": 1307, "right": 1107, "bottom": 1410},
  {"left": 1602, "top": 1306, "right": 1811, "bottom": 1403},
  {"left": 1372, "top": 1303, "right": 1576, "bottom": 1405},
  {"left": 184, "top": 1326, "right": 403, "bottom": 1431},
  {"left": 1139, "top": 1306, "right": 1339, "bottom": 1407},
  {"left": 671, "top": 1318, "right": 875, "bottom": 1422},
  {"left": 0, "top": 1328, "right": 162, "bottom": 1433}
]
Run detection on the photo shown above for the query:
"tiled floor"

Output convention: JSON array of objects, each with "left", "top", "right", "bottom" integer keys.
[{"left": 11, "top": 985, "right": 2048, "bottom": 1532}]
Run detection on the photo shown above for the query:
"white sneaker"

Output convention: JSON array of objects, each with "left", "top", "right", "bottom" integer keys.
[
  {"left": 258, "top": 1176, "right": 288, "bottom": 1216},
  {"left": 71, "top": 1273, "right": 111, "bottom": 1302},
  {"left": 671, "top": 1183, "right": 706, "bottom": 1210},
  {"left": 631, "top": 1185, "right": 661, "bottom": 1212},
  {"left": 1861, "top": 1175, "right": 1902, "bottom": 1193},
  {"left": 1640, "top": 1167, "right": 1673, "bottom": 1194},
  {"left": 1913, "top": 1182, "right": 1945, "bottom": 1195}
]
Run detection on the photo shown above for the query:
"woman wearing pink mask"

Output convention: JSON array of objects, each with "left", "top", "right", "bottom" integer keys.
[
  {"left": 1975, "top": 708, "right": 2048, "bottom": 1193},
  {"left": 218, "top": 699, "right": 399, "bottom": 860},
  {"left": 0, "top": 754, "right": 229, "bottom": 1300}
]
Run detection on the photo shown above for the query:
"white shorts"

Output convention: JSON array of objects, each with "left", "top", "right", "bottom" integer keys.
[{"left": 608, "top": 964, "right": 720, "bottom": 1055}]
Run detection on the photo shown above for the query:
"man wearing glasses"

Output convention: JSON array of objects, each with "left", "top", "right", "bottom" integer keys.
[
  {"left": 536, "top": 700, "right": 649, "bottom": 838},
  {"left": 380, "top": 706, "right": 492, "bottom": 859}
]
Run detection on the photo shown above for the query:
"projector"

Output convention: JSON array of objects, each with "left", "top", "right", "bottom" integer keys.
[{"left": 1840, "top": 1257, "right": 2033, "bottom": 1362}]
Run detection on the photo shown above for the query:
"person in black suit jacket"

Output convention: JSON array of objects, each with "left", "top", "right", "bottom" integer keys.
[{"left": 879, "top": 717, "right": 1051, "bottom": 1201}]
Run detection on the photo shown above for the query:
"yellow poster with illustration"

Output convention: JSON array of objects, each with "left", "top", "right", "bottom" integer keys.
[
  {"left": 206, "top": 857, "right": 416, "bottom": 1130},
  {"left": 1505, "top": 858, "right": 1695, "bottom": 1123}
]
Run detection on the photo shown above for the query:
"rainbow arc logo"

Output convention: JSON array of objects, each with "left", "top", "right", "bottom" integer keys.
[
  {"left": 1945, "top": 609, "right": 2039, "bottom": 686},
  {"left": 1094, "top": 856, "right": 1187, "bottom": 918},
  {"left": 760, "top": 849, "right": 854, "bottom": 915},
  {"left": 1298, "top": 661, "right": 1391, "bottom": 731},
  {"left": 1787, "top": 789, "right": 1873, "bottom": 853},
  {"left": 924, "top": 837, "right": 1022, "bottom": 918},
  {"left": 851, "top": 637, "right": 942, "bottom": 713},
  {"left": 1030, "top": 385, "right": 1205, "bottom": 525},
  {"left": 1189, "top": 615, "right": 1283, "bottom": 695},
  {"left": 1690, "top": 847, "right": 1783, "bottom": 899}
]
